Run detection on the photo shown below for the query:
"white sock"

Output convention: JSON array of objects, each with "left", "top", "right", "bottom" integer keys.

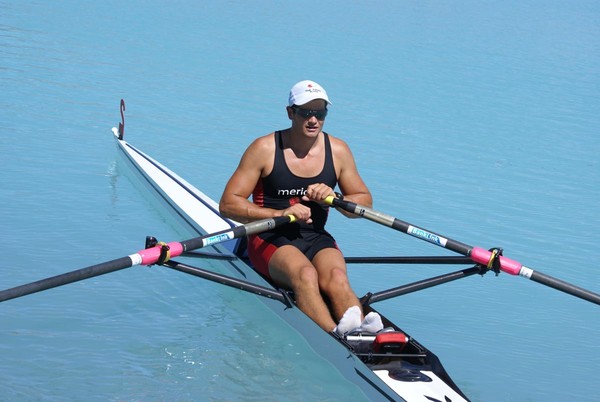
[
  {"left": 359, "top": 312, "right": 384, "bottom": 333},
  {"left": 334, "top": 306, "right": 362, "bottom": 335}
]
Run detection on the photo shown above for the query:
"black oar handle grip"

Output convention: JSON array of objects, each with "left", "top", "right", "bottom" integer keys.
[{"left": 242, "top": 215, "right": 296, "bottom": 236}]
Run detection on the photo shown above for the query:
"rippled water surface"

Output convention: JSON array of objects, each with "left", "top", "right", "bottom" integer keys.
[{"left": 1, "top": 1, "right": 599, "bottom": 401}]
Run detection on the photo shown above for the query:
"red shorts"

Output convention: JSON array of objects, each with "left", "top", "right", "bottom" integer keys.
[{"left": 247, "top": 228, "right": 338, "bottom": 279}]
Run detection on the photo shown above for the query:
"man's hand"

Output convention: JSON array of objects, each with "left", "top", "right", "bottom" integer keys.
[{"left": 302, "top": 183, "right": 335, "bottom": 204}]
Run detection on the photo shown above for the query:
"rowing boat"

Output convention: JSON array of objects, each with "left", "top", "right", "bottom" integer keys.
[{"left": 110, "top": 101, "right": 470, "bottom": 401}]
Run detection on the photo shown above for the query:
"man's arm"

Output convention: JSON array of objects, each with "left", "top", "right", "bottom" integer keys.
[
  {"left": 219, "top": 136, "right": 276, "bottom": 223},
  {"left": 331, "top": 137, "right": 373, "bottom": 217},
  {"left": 219, "top": 134, "right": 315, "bottom": 223}
]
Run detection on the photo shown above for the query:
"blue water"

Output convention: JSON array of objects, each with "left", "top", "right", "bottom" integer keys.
[{"left": 1, "top": 1, "right": 599, "bottom": 401}]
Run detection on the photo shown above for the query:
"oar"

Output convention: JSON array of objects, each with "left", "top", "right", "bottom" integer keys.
[
  {"left": 326, "top": 196, "right": 600, "bottom": 305},
  {"left": 0, "top": 216, "right": 295, "bottom": 303}
]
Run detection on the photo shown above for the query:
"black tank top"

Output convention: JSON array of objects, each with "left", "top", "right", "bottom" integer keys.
[{"left": 252, "top": 131, "right": 337, "bottom": 231}]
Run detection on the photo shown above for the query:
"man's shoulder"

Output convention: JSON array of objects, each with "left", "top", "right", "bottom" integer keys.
[
  {"left": 244, "top": 132, "right": 276, "bottom": 161},
  {"left": 326, "top": 133, "right": 351, "bottom": 153},
  {"left": 250, "top": 132, "right": 276, "bottom": 149}
]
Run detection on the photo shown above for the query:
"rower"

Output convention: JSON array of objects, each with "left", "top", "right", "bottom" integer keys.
[{"left": 219, "top": 80, "right": 383, "bottom": 335}]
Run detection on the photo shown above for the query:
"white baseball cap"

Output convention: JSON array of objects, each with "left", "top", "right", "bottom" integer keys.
[{"left": 288, "top": 80, "right": 331, "bottom": 106}]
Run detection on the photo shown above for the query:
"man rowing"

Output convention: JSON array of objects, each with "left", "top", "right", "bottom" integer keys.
[{"left": 219, "top": 80, "right": 383, "bottom": 335}]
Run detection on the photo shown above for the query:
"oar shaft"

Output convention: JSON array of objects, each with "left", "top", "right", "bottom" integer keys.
[
  {"left": 134, "top": 216, "right": 295, "bottom": 265},
  {"left": 180, "top": 216, "right": 295, "bottom": 252},
  {"left": 529, "top": 270, "right": 600, "bottom": 305},
  {"left": 326, "top": 197, "right": 472, "bottom": 255},
  {"left": 0, "top": 257, "right": 133, "bottom": 302},
  {"left": 0, "top": 215, "right": 295, "bottom": 303},
  {"left": 326, "top": 196, "right": 600, "bottom": 306},
  {"left": 327, "top": 196, "right": 521, "bottom": 275}
]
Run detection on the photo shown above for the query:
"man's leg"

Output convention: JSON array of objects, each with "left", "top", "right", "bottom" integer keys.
[
  {"left": 311, "top": 248, "right": 362, "bottom": 321},
  {"left": 313, "top": 248, "right": 383, "bottom": 334},
  {"left": 268, "top": 245, "right": 337, "bottom": 331}
]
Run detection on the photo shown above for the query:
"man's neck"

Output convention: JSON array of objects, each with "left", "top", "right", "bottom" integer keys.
[{"left": 285, "top": 128, "right": 322, "bottom": 158}]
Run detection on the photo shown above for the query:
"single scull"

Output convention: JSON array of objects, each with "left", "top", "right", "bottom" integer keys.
[{"left": 110, "top": 100, "right": 471, "bottom": 401}]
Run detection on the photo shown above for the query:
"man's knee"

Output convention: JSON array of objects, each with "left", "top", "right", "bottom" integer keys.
[
  {"left": 320, "top": 267, "right": 350, "bottom": 294},
  {"left": 295, "top": 265, "right": 320, "bottom": 289}
]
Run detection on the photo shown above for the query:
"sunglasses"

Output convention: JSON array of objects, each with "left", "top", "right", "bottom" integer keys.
[{"left": 291, "top": 106, "right": 328, "bottom": 120}]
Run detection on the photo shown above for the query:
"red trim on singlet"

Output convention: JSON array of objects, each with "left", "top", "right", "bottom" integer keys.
[{"left": 252, "top": 180, "right": 265, "bottom": 207}]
